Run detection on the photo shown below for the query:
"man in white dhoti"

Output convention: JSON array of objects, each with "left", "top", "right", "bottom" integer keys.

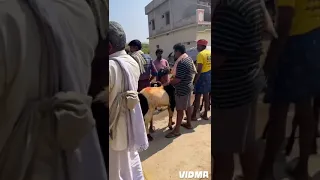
[{"left": 107, "top": 21, "right": 149, "bottom": 180}]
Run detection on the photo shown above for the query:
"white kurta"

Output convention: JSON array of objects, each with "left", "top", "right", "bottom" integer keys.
[
  {"left": 109, "top": 50, "right": 144, "bottom": 180},
  {"left": 0, "top": 1, "right": 107, "bottom": 180}
]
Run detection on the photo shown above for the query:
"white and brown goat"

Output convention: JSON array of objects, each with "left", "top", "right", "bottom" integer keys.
[{"left": 138, "top": 83, "right": 176, "bottom": 141}]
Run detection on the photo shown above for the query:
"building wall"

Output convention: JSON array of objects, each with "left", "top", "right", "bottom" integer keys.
[
  {"left": 148, "top": 26, "right": 197, "bottom": 59},
  {"left": 196, "top": 28, "right": 211, "bottom": 45},
  {"left": 147, "top": 1, "right": 171, "bottom": 37},
  {"left": 146, "top": 0, "right": 211, "bottom": 37}
]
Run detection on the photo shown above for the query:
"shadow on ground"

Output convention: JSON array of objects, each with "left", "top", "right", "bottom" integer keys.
[{"left": 140, "top": 117, "right": 211, "bottom": 161}]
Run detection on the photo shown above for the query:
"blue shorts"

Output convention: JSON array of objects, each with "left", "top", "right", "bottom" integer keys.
[
  {"left": 269, "top": 28, "right": 320, "bottom": 102},
  {"left": 194, "top": 70, "right": 211, "bottom": 94}
]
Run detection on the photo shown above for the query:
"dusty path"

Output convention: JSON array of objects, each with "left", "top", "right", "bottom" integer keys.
[
  {"left": 140, "top": 109, "right": 211, "bottom": 180},
  {"left": 139, "top": 95, "right": 320, "bottom": 180}
]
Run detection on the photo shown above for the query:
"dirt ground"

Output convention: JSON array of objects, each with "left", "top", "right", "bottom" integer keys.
[
  {"left": 139, "top": 95, "right": 320, "bottom": 180},
  {"left": 139, "top": 41, "right": 320, "bottom": 180},
  {"left": 140, "top": 107, "right": 211, "bottom": 180}
]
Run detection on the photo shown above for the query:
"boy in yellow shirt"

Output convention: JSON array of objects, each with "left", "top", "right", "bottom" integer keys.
[
  {"left": 259, "top": 0, "right": 320, "bottom": 179},
  {"left": 191, "top": 39, "right": 211, "bottom": 121}
]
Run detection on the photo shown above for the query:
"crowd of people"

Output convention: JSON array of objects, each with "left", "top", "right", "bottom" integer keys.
[
  {"left": 212, "top": 0, "right": 320, "bottom": 180},
  {"left": 107, "top": 19, "right": 212, "bottom": 178}
]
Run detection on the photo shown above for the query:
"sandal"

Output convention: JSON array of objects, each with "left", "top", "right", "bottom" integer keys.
[
  {"left": 181, "top": 123, "right": 193, "bottom": 129},
  {"left": 165, "top": 131, "right": 181, "bottom": 138}
]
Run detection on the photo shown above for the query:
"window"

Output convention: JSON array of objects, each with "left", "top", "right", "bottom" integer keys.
[
  {"left": 165, "top": 12, "right": 170, "bottom": 25},
  {"left": 150, "top": 19, "right": 155, "bottom": 30}
]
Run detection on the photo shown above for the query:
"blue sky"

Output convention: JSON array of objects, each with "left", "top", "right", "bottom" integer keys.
[{"left": 110, "top": 0, "right": 151, "bottom": 43}]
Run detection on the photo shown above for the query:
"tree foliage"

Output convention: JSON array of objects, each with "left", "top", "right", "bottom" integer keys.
[
  {"left": 141, "top": 43, "right": 150, "bottom": 54},
  {"left": 125, "top": 43, "right": 150, "bottom": 54}
]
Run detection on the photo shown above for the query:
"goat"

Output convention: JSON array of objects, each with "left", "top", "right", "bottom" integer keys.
[{"left": 139, "top": 83, "right": 176, "bottom": 141}]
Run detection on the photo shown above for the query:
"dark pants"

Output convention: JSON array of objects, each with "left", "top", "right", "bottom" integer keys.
[
  {"left": 269, "top": 28, "right": 320, "bottom": 103},
  {"left": 88, "top": 51, "right": 109, "bottom": 173}
]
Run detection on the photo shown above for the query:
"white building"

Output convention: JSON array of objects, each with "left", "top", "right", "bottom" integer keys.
[{"left": 145, "top": 0, "right": 211, "bottom": 59}]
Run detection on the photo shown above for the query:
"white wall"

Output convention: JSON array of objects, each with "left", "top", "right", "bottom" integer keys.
[
  {"left": 196, "top": 30, "right": 211, "bottom": 45},
  {"left": 149, "top": 26, "right": 197, "bottom": 59}
]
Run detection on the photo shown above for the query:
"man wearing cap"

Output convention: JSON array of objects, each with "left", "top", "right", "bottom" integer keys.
[
  {"left": 191, "top": 39, "right": 211, "bottom": 122},
  {"left": 128, "top": 39, "right": 158, "bottom": 91}
]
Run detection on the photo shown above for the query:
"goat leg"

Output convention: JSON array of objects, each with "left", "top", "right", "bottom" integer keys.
[
  {"left": 145, "top": 110, "right": 154, "bottom": 141},
  {"left": 149, "top": 118, "right": 155, "bottom": 133},
  {"left": 168, "top": 107, "right": 175, "bottom": 130}
]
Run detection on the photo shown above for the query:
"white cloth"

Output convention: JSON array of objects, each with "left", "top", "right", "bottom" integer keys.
[
  {"left": 129, "top": 50, "right": 147, "bottom": 74},
  {"left": 109, "top": 56, "right": 148, "bottom": 152},
  {"left": 172, "top": 53, "right": 197, "bottom": 81},
  {"left": 109, "top": 50, "right": 148, "bottom": 180},
  {"left": 0, "top": 0, "right": 106, "bottom": 180}
]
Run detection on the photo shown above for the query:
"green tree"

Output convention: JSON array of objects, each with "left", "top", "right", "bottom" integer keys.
[
  {"left": 125, "top": 43, "right": 150, "bottom": 54},
  {"left": 141, "top": 43, "right": 149, "bottom": 54}
]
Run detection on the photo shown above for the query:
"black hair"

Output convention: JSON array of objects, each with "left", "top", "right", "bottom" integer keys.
[
  {"left": 199, "top": 45, "right": 206, "bottom": 50},
  {"left": 173, "top": 43, "right": 186, "bottom": 54},
  {"left": 128, "top": 39, "right": 142, "bottom": 50},
  {"left": 155, "top": 48, "right": 163, "bottom": 54}
]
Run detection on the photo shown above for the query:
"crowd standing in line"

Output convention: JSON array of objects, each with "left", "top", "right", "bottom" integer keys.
[{"left": 102, "top": 19, "right": 213, "bottom": 178}]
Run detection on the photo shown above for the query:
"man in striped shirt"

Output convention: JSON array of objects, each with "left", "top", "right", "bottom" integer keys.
[
  {"left": 166, "top": 44, "right": 196, "bottom": 138},
  {"left": 128, "top": 40, "right": 158, "bottom": 91},
  {"left": 211, "top": 0, "right": 264, "bottom": 180}
]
